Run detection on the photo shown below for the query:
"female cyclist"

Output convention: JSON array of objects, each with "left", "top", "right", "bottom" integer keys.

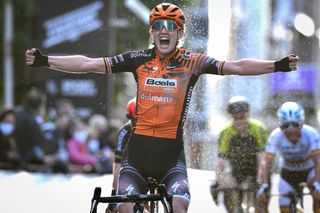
[{"left": 26, "top": 3, "right": 299, "bottom": 213}]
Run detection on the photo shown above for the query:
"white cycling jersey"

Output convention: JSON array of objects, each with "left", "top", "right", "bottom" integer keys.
[{"left": 265, "top": 124, "right": 320, "bottom": 171}]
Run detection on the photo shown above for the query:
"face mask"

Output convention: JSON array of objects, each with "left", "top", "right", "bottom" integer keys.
[
  {"left": 73, "top": 130, "right": 89, "bottom": 143},
  {"left": 0, "top": 123, "right": 15, "bottom": 136},
  {"left": 88, "top": 139, "right": 100, "bottom": 154}
]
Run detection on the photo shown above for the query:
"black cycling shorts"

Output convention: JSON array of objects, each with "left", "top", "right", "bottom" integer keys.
[
  {"left": 281, "top": 168, "right": 313, "bottom": 191},
  {"left": 118, "top": 134, "right": 190, "bottom": 202}
]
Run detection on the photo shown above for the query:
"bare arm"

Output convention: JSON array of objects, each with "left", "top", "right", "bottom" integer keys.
[
  {"left": 223, "top": 54, "right": 299, "bottom": 75},
  {"left": 25, "top": 48, "right": 106, "bottom": 74},
  {"left": 257, "top": 153, "right": 274, "bottom": 184},
  {"left": 49, "top": 55, "right": 105, "bottom": 73},
  {"left": 215, "top": 157, "right": 225, "bottom": 183},
  {"left": 112, "top": 162, "right": 121, "bottom": 191},
  {"left": 312, "top": 152, "right": 320, "bottom": 183}
]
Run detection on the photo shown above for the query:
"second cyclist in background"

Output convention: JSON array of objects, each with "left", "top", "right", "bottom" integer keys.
[
  {"left": 210, "top": 96, "right": 268, "bottom": 213},
  {"left": 106, "top": 98, "right": 136, "bottom": 213},
  {"left": 257, "top": 101, "right": 320, "bottom": 213}
]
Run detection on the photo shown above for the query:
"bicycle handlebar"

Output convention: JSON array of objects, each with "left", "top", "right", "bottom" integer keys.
[
  {"left": 90, "top": 186, "right": 173, "bottom": 213},
  {"left": 268, "top": 191, "right": 311, "bottom": 198},
  {"left": 215, "top": 186, "right": 257, "bottom": 193},
  {"left": 98, "top": 193, "right": 168, "bottom": 203}
]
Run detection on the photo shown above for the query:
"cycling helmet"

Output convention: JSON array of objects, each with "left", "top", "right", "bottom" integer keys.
[
  {"left": 227, "top": 96, "right": 250, "bottom": 116},
  {"left": 149, "top": 3, "right": 185, "bottom": 30},
  {"left": 126, "top": 98, "right": 137, "bottom": 119},
  {"left": 277, "top": 101, "right": 304, "bottom": 125}
]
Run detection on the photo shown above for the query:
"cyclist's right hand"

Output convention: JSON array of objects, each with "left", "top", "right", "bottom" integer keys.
[
  {"left": 209, "top": 182, "right": 220, "bottom": 205},
  {"left": 25, "top": 48, "right": 49, "bottom": 67},
  {"left": 106, "top": 203, "right": 118, "bottom": 213}
]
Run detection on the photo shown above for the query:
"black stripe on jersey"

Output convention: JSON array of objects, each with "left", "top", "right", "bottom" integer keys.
[{"left": 176, "top": 74, "right": 199, "bottom": 140}]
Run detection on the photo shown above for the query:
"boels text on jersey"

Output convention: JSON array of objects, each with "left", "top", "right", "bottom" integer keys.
[{"left": 103, "top": 47, "right": 223, "bottom": 139}]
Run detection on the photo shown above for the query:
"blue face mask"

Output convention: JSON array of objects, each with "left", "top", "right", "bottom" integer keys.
[
  {"left": 0, "top": 123, "right": 15, "bottom": 136},
  {"left": 73, "top": 130, "right": 89, "bottom": 143}
]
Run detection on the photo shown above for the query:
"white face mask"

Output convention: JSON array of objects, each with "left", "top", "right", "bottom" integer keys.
[
  {"left": 73, "top": 130, "right": 89, "bottom": 143},
  {"left": 88, "top": 139, "right": 100, "bottom": 153},
  {"left": 0, "top": 123, "right": 15, "bottom": 136}
]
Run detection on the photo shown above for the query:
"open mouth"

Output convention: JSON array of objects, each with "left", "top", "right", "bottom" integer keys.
[{"left": 159, "top": 37, "right": 170, "bottom": 46}]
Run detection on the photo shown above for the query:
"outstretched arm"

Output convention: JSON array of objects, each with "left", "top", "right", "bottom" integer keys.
[
  {"left": 223, "top": 54, "right": 299, "bottom": 75},
  {"left": 25, "top": 48, "right": 106, "bottom": 74}
]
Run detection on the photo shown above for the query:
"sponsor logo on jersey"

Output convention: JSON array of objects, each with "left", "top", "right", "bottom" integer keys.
[
  {"left": 166, "top": 65, "right": 177, "bottom": 70},
  {"left": 145, "top": 78, "right": 176, "bottom": 86},
  {"left": 181, "top": 86, "right": 193, "bottom": 123},
  {"left": 152, "top": 66, "right": 158, "bottom": 72},
  {"left": 140, "top": 93, "right": 174, "bottom": 103},
  {"left": 181, "top": 53, "right": 191, "bottom": 60},
  {"left": 130, "top": 51, "right": 151, "bottom": 58},
  {"left": 144, "top": 77, "right": 177, "bottom": 93}
]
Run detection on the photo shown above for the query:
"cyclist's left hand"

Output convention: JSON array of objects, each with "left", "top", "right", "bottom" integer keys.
[
  {"left": 256, "top": 183, "right": 270, "bottom": 205},
  {"left": 256, "top": 193, "right": 268, "bottom": 206},
  {"left": 209, "top": 182, "right": 220, "bottom": 205},
  {"left": 106, "top": 203, "right": 118, "bottom": 213},
  {"left": 274, "top": 54, "right": 299, "bottom": 72}
]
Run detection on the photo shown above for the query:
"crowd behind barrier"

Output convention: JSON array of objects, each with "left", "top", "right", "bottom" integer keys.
[
  {"left": 1, "top": 87, "right": 319, "bottom": 176},
  {"left": 0, "top": 88, "right": 122, "bottom": 174}
]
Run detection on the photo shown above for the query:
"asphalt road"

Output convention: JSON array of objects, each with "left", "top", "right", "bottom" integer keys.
[{"left": 0, "top": 169, "right": 313, "bottom": 213}]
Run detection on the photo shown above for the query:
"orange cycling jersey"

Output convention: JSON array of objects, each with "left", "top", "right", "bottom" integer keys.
[{"left": 104, "top": 47, "right": 224, "bottom": 139}]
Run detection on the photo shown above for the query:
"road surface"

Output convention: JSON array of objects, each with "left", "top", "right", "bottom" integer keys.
[{"left": 0, "top": 169, "right": 313, "bottom": 213}]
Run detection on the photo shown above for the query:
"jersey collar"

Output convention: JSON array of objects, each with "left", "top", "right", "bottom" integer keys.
[{"left": 153, "top": 47, "right": 181, "bottom": 60}]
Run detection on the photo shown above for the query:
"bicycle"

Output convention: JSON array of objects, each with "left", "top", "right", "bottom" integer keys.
[
  {"left": 268, "top": 183, "right": 312, "bottom": 213},
  {"left": 211, "top": 183, "right": 257, "bottom": 213},
  {"left": 89, "top": 178, "right": 173, "bottom": 213}
]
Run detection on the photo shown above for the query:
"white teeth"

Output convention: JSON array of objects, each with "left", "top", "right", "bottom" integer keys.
[{"left": 160, "top": 37, "right": 169, "bottom": 41}]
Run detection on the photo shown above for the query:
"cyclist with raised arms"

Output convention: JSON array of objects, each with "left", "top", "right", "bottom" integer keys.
[
  {"left": 257, "top": 102, "right": 320, "bottom": 213},
  {"left": 25, "top": 3, "right": 299, "bottom": 213},
  {"left": 210, "top": 96, "right": 268, "bottom": 212},
  {"left": 106, "top": 98, "right": 136, "bottom": 213}
]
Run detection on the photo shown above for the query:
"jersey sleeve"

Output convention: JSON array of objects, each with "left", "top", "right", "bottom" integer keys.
[
  {"left": 114, "top": 127, "right": 128, "bottom": 163},
  {"left": 264, "top": 129, "right": 280, "bottom": 156},
  {"left": 309, "top": 127, "right": 320, "bottom": 154},
  {"left": 217, "top": 124, "right": 234, "bottom": 158},
  {"left": 114, "top": 124, "right": 132, "bottom": 163},
  {"left": 194, "top": 53, "right": 225, "bottom": 76},
  {"left": 103, "top": 50, "right": 151, "bottom": 74},
  {"left": 251, "top": 120, "right": 269, "bottom": 151}
]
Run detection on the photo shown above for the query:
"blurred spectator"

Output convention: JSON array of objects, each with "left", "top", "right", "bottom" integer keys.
[
  {"left": 88, "top": 114, "right": 109, "bottom": 150},
  {"left": 88, "top": 114, "right": 113, "bottom": 173},
  {"left": 55, "top": 98, "right": 75, "bottom": 118},
  {"left": 0, "top": 108, "right": 22, "bottom": 169},
  {"left": 41, "top": 120, "right": 69, "bottom": 174},
  {"left": 49, "top": 99, "right": 76, "bottom": 173},
  {"left": 15, "top": 88, "right": 48, "bottom": 166},
  {"left": 15, "top": 88, "right": 68, "bottom": 173},
  {"left": 66, "top": 117, "right": 106, "bottom": 173}
]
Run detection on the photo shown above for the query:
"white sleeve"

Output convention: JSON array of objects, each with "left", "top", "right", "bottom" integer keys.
[
  {"left": 264, "top": 128, "right": 280, "bottom": 155},
  {"left": 309, "top": 128, "right": 320, "bottom": 151}
]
